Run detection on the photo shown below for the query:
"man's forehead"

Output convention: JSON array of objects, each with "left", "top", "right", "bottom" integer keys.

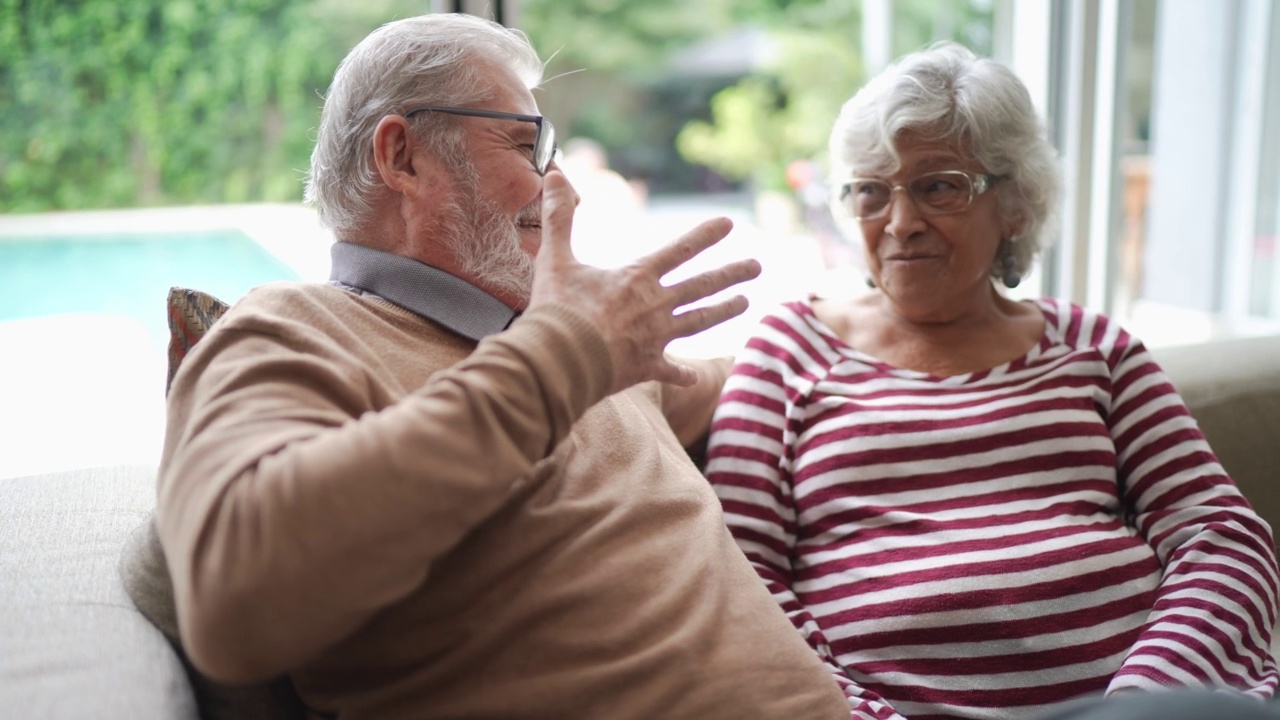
[{"left": 478, "top": 57, "right": 541, "bottom": 114}]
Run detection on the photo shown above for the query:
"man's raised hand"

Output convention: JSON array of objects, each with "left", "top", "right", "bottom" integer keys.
[{"left": 530, "top": 169, "right": 761, "bottom": 395}]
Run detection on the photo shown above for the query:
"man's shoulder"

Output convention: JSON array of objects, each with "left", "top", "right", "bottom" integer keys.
[
  {"left": 226, "top": 281, "right": 392, "bottom": 329},
  {"left": 235, "top": 281, "right": 480, "bottom": 366},
  {"left": 209, "top": 281, "right": 396, "bottom": 348},
  {"left": 235, "top": 281, "right": 345, "bottom": 311}
]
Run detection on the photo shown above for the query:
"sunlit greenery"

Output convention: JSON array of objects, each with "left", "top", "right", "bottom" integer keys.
[
  {"left": 0, "top": 0, "right": 993, "bottom": 211},
  {"left": 674, "top": 0, "right": 993, "bottom": 191},
  {"left": 677, "top": 29, "right": 864, "bottom": 192},
  {"left": 1, "top": 0, "right": 335, "bottom": 211}
]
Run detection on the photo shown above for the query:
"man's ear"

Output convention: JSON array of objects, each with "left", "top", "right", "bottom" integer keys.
[{"left": 372, "top": 115, "right": 425, "bottom": 196}]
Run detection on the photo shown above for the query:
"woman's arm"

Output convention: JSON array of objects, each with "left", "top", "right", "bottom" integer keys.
[
  {"left": 1106, "top": 339, "right": 1279, "bottom": 697},
  {"left": 659, "top": 356, "right": 732, "bottom": 450}
]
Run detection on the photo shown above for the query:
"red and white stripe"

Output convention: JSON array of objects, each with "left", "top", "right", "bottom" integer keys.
[{"left": 706, "top": 297, "right": 1278, "bottom": 720}]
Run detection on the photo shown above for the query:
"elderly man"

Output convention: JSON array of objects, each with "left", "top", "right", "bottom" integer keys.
[{"left": 154, "top": 12, "right": 849, "bottom": 720}]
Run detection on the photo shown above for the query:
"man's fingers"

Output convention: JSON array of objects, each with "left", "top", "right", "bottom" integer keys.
[
  {"left": 648, "top": 355, "right": 700, "bottom": 388},
  {"left": 666, "top": 258, "right": 762, "bottom": 309},
  {"left": 528, "top": 203, "right": 756, "bottom": 394},
  {"left": 669, "top": 295, "right": 751, "bottom": 339},
  {"left": 538, "top": 169, "right": 577, "bottom": 265},
  {"left": 640, "top": 216, "right": 734, "bottom": 277}
]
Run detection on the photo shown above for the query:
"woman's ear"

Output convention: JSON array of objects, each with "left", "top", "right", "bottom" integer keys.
[
  {"left": 1002, "top": 209, "right": 1028, "bottom": 241},
  {"left": 372, "top": 115, "right": 423, "bottom": 196}
]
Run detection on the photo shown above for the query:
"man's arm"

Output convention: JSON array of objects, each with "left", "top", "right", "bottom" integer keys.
[
  {"left": 159, "top": 303, "right": 611, "bottom": 684},
  {"left": 159, "top": 171, "right": 761, "bottom": 684}
]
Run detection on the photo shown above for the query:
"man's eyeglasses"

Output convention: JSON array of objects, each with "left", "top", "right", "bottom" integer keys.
[
  {"left": 840, "top": 170, "right": 998, "bottom": 221},
  {"left": 404, "top": 105, "right": 557, "bottom": 176}
]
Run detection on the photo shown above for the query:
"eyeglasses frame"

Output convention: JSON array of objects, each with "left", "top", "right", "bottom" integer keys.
[
  {"left": 839, "top": 169, "right": 999, "bottom": 221},
  {"left": 403, "top": 105, "right": 557, "bottom": 176}
]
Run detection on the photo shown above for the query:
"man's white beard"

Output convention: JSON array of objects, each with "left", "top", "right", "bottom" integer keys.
[{"left": 441, "top": 188, "right": 536, "bottom": 308}]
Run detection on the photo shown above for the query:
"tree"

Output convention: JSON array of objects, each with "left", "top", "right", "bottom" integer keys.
[
  {"left": 0, "top": 0, "right": 336, "bottom": 212},
  {"left": 517, "top": 0, "right": 739, "bottom": 153},
  {"left": 676, "top": 29, "right": 864, "bottom": 192},
  {"left": 672, "top": 0, "right": 995, "bottom": 193}
]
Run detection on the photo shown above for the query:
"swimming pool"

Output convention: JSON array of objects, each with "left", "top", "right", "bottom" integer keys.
[
  {"left": 0, "top": 219, "right": 320, "bottom": 480},
  {"left": 0, "top": 229, "right": 301, "bottom": 352}
]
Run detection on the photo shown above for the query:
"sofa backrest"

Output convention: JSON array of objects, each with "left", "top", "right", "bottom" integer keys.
[{"left": 1153, "top": 333, "right": 1280, "bottom": 541}]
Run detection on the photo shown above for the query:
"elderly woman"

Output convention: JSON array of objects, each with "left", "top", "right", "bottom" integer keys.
[{"left": 705, "top": 42, "right": 1278, "bottom": 720}]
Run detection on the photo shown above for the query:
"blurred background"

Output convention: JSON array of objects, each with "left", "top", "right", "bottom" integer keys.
[{"left": 2, "top": 0, "right": 1279, "bottom": 477}]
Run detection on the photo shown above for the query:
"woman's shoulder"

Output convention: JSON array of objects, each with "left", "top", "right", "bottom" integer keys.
[
  {"left": 1033, "top": 296, "right": 1138, "bottom": 354},
  {"left": 731, "top": 296, "right": 846, "bottom": 369},
  {"left": 746, "top": 296, "right": 821, "bottom": 335}
]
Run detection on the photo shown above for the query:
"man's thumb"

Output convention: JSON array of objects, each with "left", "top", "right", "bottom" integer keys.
[{"left": 539, "top": 169, "right": 577, "bottom": 263}]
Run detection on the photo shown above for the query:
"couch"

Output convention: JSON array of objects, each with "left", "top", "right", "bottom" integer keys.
[{"left": 3, "top": 333, "right": 1279, "bottom": 719}]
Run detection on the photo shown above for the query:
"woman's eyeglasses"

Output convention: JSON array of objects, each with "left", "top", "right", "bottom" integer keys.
[{"left": 840, "top": 170, "right": 998, "bottom": 220}]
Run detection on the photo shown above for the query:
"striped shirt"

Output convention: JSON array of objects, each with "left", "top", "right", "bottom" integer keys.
[{"left": 705, "top": 296, "right": 1278, "bottom": 720}]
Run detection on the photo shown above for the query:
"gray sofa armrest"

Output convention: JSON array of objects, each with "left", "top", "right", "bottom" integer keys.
[
  {"left": 0, "top": 465, "right": 199, "bottom": 719},
  {"left": 1152, "top": 333, "right": 1280, "bottom": 537},
  {"left": 120, "top": 516, "right": 306, "bottom": 720}
]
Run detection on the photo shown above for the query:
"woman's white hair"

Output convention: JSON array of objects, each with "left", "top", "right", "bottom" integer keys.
[
  {"left": 305, "top": 14, "right": 544, "bottom": 236},
  {"left": 828, "top": 41, "right": 1061, "bottom": 280}
]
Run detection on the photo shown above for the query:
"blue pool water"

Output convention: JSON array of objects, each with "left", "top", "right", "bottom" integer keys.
[{"left": 0, "top": 229, "right": 300, "bottom": 350}]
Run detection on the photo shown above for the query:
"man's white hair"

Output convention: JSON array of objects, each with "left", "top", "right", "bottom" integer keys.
[{"left": 304, "top": 14, "right": 544, "bottom": 237}]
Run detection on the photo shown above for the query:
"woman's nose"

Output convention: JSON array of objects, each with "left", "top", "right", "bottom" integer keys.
[{"left": 883, "top": 187, "right": 927, "bottom": 237}]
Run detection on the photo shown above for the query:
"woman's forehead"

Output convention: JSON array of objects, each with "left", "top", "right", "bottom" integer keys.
[{"left": 852, "top": 133, "right": 975, "bottom": 176}]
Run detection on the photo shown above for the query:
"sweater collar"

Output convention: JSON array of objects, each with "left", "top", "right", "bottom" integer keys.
[{"left": 328, "top": 241, "right": 518, "bottom": 342}]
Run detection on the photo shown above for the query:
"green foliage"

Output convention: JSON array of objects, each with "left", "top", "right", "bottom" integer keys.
[
  {"left": 678, "top": 79, "right": 781, "bottom": 184},
  {"left": 0, "top": 0, "right": 336, "bottom": 212},
  {"left": 0, "top": 0, "right": 998, "bottom": 211},
  {"left": 521, "top": 0, "right": 735, "bottom": 81},
  {"left": 518, "top": 0, "right": 744, "bottom": 191},
  {"left": 892, "top": 0, "right": 995, "bottom": 58},
  {"left": 723, "top": 0, "right": 857, "bottom": 29},
  {"left": 676, "top": 29, "right": 863, "bottom": 192},
  {"left": 672, "top": 0, "right": 994, "bottom": 192}
]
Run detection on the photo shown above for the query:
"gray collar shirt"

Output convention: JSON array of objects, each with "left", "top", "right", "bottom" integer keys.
[{"left": 327, "top": 241, "right": 518, "bottom": 342}]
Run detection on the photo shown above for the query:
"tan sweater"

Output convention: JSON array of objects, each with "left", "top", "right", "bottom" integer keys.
[{"left": 157, "top": 282, "right": 848, "bottom": 719}]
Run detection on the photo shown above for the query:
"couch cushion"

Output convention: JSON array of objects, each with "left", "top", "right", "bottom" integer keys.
[
  {"left": 121, "top": 517, "right": 181, "bottom": 641},
  {"left": 0, "top": 465, "right": 198, "bottom": 719},
  {"left": 1153, "top": 333, "right": 1280, "bottom": 538},
  {"left": 120, "top": 515, "right": 306, "bottom": 720}
]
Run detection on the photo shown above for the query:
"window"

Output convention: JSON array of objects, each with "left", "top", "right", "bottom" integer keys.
[{"left": 1005, "top": 0, "right": 1280, "bottom": 347}]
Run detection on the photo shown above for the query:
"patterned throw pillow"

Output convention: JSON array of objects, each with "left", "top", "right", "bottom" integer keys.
[{"left": 165, "top": 286, "right": 230, "bottom": 395}]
